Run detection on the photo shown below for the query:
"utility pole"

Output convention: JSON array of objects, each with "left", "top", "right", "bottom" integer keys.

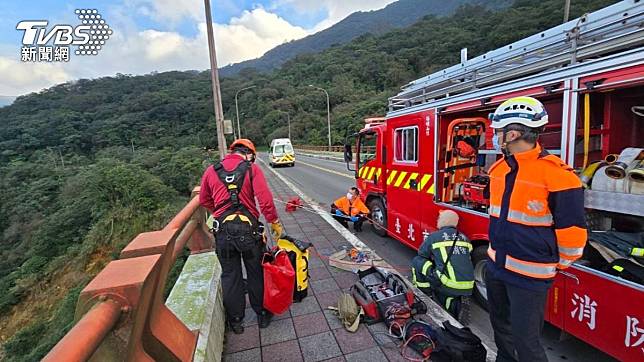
[
  {"left": 235, "top": 85, "right": 256, "bottom": 139},
  {"left": 204, "top": 0, "right": 227, "bottom": 159},
  {"left": 308, "top": 85, "right": 331, "bottom": 151},
  {"left": 564, "top": 0, "right": 571, "bottom": 22}
]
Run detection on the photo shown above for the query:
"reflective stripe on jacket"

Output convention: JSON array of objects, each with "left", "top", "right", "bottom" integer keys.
[
  {"left": 333, "top": 196, "right": 369, "bottom": 216},
  {"left": 411, "top": 226, "right": 474, "bottom": 297},
  {"left": 487, "top": 144, "right": 587, "bottom": 283}
]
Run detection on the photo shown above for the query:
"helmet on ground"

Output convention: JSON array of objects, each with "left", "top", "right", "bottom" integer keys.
[
  {"left": 229, "top": 138, "right": 256, "bottom": 155},
  {"left": 489, "top": 96, "right": 548, "bottom": 129}
]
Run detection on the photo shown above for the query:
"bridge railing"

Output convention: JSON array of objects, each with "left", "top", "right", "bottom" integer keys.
[
  {"left": 294, "top": 145, "right": 376, "bottom": 154},
  {"left": 44, "top": 187, "right": 213, "bottom": 362}
]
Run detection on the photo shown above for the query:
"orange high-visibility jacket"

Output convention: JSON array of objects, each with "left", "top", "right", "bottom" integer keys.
[
  {"left": 487, "top": 144, "right": 587, "bottom": 283},
  {"left": 333, "top": 196, "right": 370, "bottom": 217}
]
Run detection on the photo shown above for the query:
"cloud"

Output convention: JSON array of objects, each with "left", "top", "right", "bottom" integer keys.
[
  {"left": 273, "top": 0, "right": 397, "bottom": 31},
  {"left": 0, "top": 56, "right": 71, "bottom": 95},
  {"left": 0, "top": 8, "right": 309, "bottom": 96},
  {"left": 131, "top": 0, "right": 204, "bottom": 24}
]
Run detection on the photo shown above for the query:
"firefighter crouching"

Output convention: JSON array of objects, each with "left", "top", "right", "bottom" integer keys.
[
  {"left": 331, "top": 187, "right": 370, "bottom": 232},
  {"left": 486, "top": 96, "right": 587, "bottom": 361},
  {"left": 411, "top": 210, "right": 474, "bottom": 319},
  {"left": 199, "top": 139, "right": 284, "bottom": 334}
]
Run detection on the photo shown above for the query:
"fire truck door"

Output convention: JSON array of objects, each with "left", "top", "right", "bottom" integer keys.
[
  {"left": 387, "top": 124, "right": 423, "bottom": 249},
  {"left": 559, "top": 265, "right": 644, "bottom": 361}
]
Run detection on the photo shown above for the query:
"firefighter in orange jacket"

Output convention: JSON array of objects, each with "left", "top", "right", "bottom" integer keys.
[
  {"left": 486, "top": 97, "right": 587, "bottom": 362},
  {"left": 331, "top": 187, "right": 370, "bottom": 232}
]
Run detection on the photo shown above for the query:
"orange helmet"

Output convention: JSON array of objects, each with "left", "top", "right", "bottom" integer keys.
[{"left": 229, "top": 138, "right": 256, "bottom": 154}]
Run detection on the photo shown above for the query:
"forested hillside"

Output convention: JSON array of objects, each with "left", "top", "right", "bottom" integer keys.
[
  {"left": 0, "top": 0, "right": 618, "bottom": 359},
  {"left": 220, "top": 0, "right": 513, "bottom": 76}
]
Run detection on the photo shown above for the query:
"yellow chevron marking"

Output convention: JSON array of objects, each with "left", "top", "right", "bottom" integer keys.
[
  {"left": 375, "top": 168, "right": 382, "bottom": 180},
  {"left": 367, "top": 167, "right": 376, "bottom": 179},
  {"left": 358, "top": 167, "right": 364, "bottom": 177},
  {"left": 387, "top": 170, "right": 398, "bottom": 185},
  {"left": 428, "top": 183, "right": 436, "bottom": 194},
  {"left": 394, "top": 171, "right": 408, "bottom": 187},
  {"left": 419, "top": 174, "right": 432, "bottom": 191},
  {"left": 403, "top": 172, "right": 419, "bottom": 189},
  {"left": 362, "top": 166, "right": 371, "bottom": 178}
]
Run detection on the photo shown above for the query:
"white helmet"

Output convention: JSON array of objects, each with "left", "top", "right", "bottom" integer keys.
[{"left": 489, "top": 96, "right": 548, "bottom": 129}]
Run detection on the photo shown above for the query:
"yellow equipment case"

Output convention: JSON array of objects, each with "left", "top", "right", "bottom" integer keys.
[{"left": 277, "top": 236, "right": 312, "bottom": 302}]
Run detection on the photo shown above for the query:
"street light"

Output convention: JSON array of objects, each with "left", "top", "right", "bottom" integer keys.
[
  {"left": 308, "top": 85, "right": 331, "bottom": 151},
  {"left": 277, "top": 110, "right": 291, "bottom": 139},
  {"left": 235, "top": 85, "right": 256, "bottom": 138}
]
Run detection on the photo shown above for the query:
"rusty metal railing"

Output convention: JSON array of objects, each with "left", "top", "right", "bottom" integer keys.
[
  {"left": 294, "top": 145, "right": 376, "bottom": 154},
  {"left": 44, "top": 187, "right": 213, "bottom": 362}
]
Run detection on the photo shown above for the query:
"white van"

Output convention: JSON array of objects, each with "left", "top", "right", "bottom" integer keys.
[{"left": 269, "top": 138, "right": 295, "bottom": 167}]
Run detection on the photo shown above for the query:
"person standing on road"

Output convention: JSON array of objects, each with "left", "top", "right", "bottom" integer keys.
[
  {"left": 199, "top": 138, "right": 284, "bottom": 334},
  {"left": 411, "top": 209, "right": 474, "bottom": 321},
  {"left": 486, "top": 97, "right": 587, "bottom": 361},
  {"left": 331, "top": 187, "right": 370, "bottom": 232}
]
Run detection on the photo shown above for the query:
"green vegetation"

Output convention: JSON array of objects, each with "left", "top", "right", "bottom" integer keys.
[{"left": 0, "top": 0, "right": 618, "bottom": 359}]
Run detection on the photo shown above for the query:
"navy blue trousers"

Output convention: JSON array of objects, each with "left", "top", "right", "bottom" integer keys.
[{"left": 485, "top": 273, "right": 549, "bottom": 362}]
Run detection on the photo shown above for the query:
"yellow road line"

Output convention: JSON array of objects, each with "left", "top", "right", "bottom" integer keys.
[{"left": 294, "top": 159, "right": 354, "bottom": 179}]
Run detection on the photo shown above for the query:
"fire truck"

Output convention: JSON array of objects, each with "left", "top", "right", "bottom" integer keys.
[{"left": 344, "top": 1, "right": 643, "bottom": 360}]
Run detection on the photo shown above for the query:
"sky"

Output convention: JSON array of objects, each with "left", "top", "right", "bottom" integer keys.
[{"left": 0, "top": 0, "right": 398, "bottom": 96}]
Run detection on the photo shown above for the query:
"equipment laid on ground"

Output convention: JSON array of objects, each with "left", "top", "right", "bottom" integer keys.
[
  {"left": 350, "top": 267, "right": 416, "bottom": 323},
  {"left": 328, "top": 248, "right": 388, "bottom": 272},
  {"left": 285, "top": 196, "right": 302, "bottom": 212},
  {"left": 328, "top": 293, "right": 364, "bottom": 332},
  {"left": 431, "top": 321, "right": 487, "bottom": 362},
  {"left": 262, "top": 248, "right": 295, "bottom": 315},
  {"left": 277, "top": 236, "right": 312, "bottom": 302}
]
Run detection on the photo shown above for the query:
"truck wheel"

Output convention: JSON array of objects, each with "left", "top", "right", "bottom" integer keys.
[
  {"left": 368, "top": 198, "right": 388, "bottom": 237},
  {"left": 472, "top": 245, "right": 489, "bottom": 310}
]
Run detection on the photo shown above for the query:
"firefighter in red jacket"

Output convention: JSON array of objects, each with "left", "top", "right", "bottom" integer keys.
[
  {"left": 199, "top": 139, "right": 283, "bottom": 334},
  {"left": 486, "top": 97, "right": 587, "bottom": 361}
]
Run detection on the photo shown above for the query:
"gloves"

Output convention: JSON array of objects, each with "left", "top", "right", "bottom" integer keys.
[
  {"left": 270, "top": 220, "right": 284, "bottom": 240},
  {"left": 335, "top": 209, "right": 344, "bottom": 217},
  {"left": 350, "top": 216, "right": 359, "bottom": 222}
]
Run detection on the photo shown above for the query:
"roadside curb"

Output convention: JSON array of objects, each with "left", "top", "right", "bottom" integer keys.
[{"left": 259, "top": 158, "right": 497, "bottom": 361}]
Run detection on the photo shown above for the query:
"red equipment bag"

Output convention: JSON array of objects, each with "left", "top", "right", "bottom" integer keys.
[
  {"left": 262, "top": 248, "right": 295, "bottom": 315},
  {"left": 350, "top": 267, "right": 415, "bottom": 324}
]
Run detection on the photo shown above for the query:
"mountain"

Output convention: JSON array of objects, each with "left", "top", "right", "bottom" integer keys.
[
  {"left": 0, "top": 96, "right": 15, "bottom": 107},
  {"left": 219, "top": 0, "right": 512, "bottom": 76}
]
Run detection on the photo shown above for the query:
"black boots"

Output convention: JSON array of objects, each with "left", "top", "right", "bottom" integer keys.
[
  {"left": 258, "top": 311, "right": 273, "bottom": 329},
  {"left": 228, "top": 317, "right": 244, "bottom": 334}
]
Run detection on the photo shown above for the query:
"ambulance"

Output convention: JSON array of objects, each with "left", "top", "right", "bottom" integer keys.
[{"left": 269, "top": 138, "right": 295, "bottom": 167}]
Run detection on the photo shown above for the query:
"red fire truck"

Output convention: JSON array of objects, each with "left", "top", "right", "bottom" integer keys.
[{"left": 345, "top": 2, "right": 643, "bottom": 360}]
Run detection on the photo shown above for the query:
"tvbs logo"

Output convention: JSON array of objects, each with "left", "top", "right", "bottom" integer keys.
[{"left": 17, "top": 9, "right": 112, "bottom": 62}]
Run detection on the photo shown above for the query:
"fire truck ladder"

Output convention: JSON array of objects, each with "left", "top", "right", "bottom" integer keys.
[{"left": 388, "top": 0, "right": 644, "bottom": 111}]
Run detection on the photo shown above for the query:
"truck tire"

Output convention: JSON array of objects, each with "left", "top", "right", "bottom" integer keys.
[
  {"left": 472, "top": 245, "right": 489, "bottom": 310},
  {"left": 368, "top": 198, "right": 388, "bottom": 237}
]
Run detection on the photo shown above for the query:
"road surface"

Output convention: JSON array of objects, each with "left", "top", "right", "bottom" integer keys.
[{"left": 264, "top": 152, "right": 616, "bottom": 362}]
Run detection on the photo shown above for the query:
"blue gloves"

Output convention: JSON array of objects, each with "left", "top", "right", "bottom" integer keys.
[
  {"left": 350, "top": 216, "right": 360, "bottom": 222},
  {"left": 335, "top": 209, "right": 344, "bottom": 217}
]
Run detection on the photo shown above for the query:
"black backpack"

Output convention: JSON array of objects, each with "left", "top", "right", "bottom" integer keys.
[{"left": 431, "top": 321, "right": 486, "bottom": 362}]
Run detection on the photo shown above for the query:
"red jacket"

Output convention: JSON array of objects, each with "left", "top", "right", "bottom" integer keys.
[{"left": 199, "top": 154, "right": 279, "bottom": 223}]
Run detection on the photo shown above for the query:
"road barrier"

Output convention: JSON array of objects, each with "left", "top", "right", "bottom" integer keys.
[
  {"left": 294, "top": 145, "right": 376, "bottom": 154},
  {"left": 44, "top": 187, "right": 214, "bottom": 362}
]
